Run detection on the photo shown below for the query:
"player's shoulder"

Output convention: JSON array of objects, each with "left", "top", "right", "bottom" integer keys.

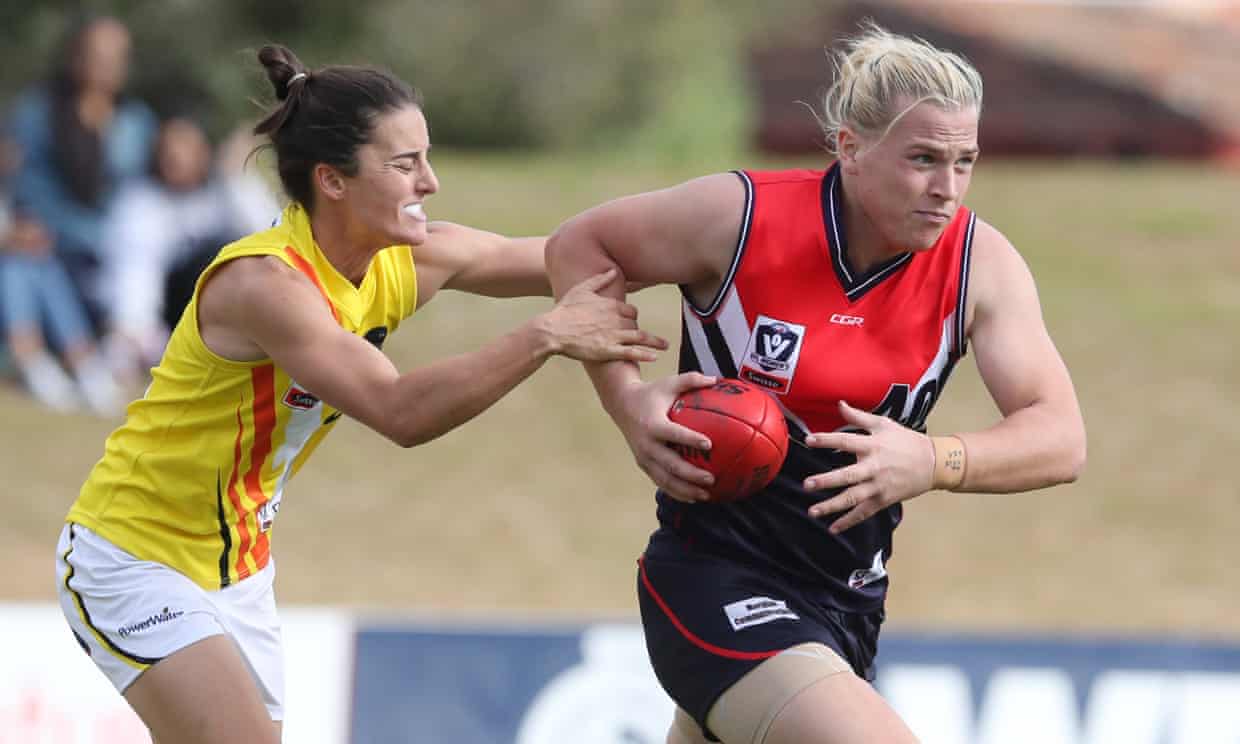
[
  {"left": 966, "top": 217, "right": 1038, "bottom": 309},
  {"left": 418, "top": 221, "right": 496, "bottom": 267},
  {"left": 205, "top": 253, "right": 302, "bottom": 306},
  {"left": 969, "top": 217, "right": 1025, "bottom": 270},
  {"left": 411, "top": 221, "right": 517, "bottom": 300},
  {"left": 422, "top": 220, "right": 503, "bottom": 251},
  {"left": 741, "top": 167, "right": 827, "bottom": 187},
  {"left": 226, "top": 217, "right": 292, "bottom": 254}
]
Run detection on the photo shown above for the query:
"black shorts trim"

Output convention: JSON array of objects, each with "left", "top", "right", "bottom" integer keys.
[{"left": 62, "top": 525, "right": 162, "bottom": 667}]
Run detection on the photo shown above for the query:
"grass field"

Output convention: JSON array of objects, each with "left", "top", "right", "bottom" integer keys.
[{"left": 3, "top": 153, "right": 1236, "bottom": 640}]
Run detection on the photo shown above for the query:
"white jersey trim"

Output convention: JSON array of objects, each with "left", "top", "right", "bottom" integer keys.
[
  {"left": 955, "top": 212, "right": 976, "bottom": 357},
  {"left": 686, "top": 170, "right": 754, "bottom": 318}
]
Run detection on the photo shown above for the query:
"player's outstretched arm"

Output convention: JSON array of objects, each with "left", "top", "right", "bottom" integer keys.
[
  {"left": 545, "top": 174, "right": 749, "bottom": 501},
  {"left": 200, "top": 256, "right": 665, "bottom": 448},
  {"left": 412, "top": 222, "right": 656, "bottom": 302},
  {"left": 412, "top": 221, "right": 550, "bottom": 303}
]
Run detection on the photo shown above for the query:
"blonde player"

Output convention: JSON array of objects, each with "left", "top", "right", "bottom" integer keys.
[
  {"left": 547, "top": 23, "right": 1086, "bottom": 744},
  {"left": 55, "top": 44, "right": 667, "bottom": 744}
]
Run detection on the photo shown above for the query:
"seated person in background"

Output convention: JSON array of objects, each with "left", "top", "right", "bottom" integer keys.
[
  {"left": 101, "top": 114, "right": 278, "bottom": 379},
  {"left": 7, "top": 15, "right": 156, "bottom": 330},
  {"left": 0, "top": 138, "right": 123, "bottom": 415}
]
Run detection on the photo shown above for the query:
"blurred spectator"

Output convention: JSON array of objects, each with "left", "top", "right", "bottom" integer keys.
[
  {"left": 7, "top": 15, "right": 156, "bottom": 329},
  {"left": 0, "top": 138, "right": 124, "bottom": 416},
  {"left": 100, "top": 116, "right": 278, "bottom": 380}
]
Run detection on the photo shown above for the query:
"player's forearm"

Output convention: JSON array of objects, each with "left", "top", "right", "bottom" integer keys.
[
  {"left": 584, "top": 359, "right": 644, "bottom": 422},
  {"left": 546, "top": 222, "right": 637, "bottom": 414},
  {"left": 383, "top": 321, "right": 556, "bottom": 447},
  {"left": 952, "top": 401, "right": 1086, "bottom": 493}
]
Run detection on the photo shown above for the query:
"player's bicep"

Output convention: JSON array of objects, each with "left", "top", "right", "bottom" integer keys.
[
  {"left": 415, "top": 223, "right": 548, "bottom": 301},
  {"left": 238, "top": 268, "right": 401, "bottom": 431},
  {"left": 967, "top": 225, "right": 1076, "bottom": 417},
  {"left": 446, "top": 233, "right": 549, "bottom": 297},
  {"left": 548, "top": 173, "right": 745, "bottom": 293}
]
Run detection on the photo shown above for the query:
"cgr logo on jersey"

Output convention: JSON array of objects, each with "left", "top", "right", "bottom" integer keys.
[
  {"left": 830, "top": 313, "right": 864, "bottom": 327},
  {"left": 739, "top": 315, "right": 805, "bottom": 395}
]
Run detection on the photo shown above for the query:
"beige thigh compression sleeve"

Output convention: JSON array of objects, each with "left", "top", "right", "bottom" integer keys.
[
  {"left": 705, "top": 642, "right": 852, "bottom": 744},
  {"left": 669, "top": 707, "right": 713, "bottom": 744}
]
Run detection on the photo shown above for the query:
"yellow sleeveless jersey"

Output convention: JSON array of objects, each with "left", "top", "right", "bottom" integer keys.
[{"left": 68, "top": 203, "right": 418, "bottom": 589}]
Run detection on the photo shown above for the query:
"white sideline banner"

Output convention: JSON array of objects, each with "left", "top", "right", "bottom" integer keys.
[{"left": 0, "top": 604, "right": 352, "bottom": 744}]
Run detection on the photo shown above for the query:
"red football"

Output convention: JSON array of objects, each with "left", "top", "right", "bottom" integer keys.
[{"left": 667, "top": 379, "right": 789, "bottom": 502}]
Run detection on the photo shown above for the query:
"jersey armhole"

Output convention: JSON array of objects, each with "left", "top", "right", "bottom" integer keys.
[
  {"left": 681, "top": 169, "right": 754, "bottom": 318},
  {"left": 183, "top": 252, "right": 283, "bottom": 369},
  {"left": 955, "top": 212, "right": 977, "bottom": 358},
  {"left": 400, "top": 244, "right": 418, "bottom": 320}
]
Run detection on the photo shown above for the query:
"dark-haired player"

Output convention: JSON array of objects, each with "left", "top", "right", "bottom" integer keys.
[{"left": 55, "top": 44, "right": 667, "bottom": 744}]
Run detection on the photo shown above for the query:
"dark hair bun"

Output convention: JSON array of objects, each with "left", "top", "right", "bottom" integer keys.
[{"left": 257, "top": 44, "right": 308, "bottom": 101}]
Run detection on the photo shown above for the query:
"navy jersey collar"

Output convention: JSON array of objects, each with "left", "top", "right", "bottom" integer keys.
[{"left": 820, "top": 163, "right": 913, "bottom": 302}]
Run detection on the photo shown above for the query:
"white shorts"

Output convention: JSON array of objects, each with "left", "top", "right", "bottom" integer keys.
[{"left": 55, "top": 523, "right": 285, "bottom": 720}]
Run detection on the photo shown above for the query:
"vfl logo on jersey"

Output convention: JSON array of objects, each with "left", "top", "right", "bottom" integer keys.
[
  {"left": 739, "top": 315, "right": 805, "bottom": 395},
  {"left": 282, "top": 383, "right": 321, "bottom": 411}
]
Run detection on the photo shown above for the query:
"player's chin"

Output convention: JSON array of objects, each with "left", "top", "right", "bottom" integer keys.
[
  {"left": 393, "top": 224, "right": 428, "bottom": 246},
  {"left": 906, "top": 226, "right": 946, "bottom": 251}
]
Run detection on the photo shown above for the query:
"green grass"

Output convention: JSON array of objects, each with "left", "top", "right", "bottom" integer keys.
[{"left": 4, "top": 153, "right": 1237, "bottom": 639}]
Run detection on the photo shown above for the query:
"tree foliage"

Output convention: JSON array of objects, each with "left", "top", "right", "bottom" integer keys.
[{"left": 1, "top": 0, "right": 839, "bottom": 153}]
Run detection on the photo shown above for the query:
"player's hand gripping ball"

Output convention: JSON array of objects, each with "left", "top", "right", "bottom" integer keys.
[{"left": 668, "top": 379, "right": 789, "bottom": 502}]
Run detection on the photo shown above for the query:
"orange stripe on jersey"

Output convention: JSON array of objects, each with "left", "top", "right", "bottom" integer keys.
[
  {"left": 284, "top": 246, "right": 341, "bottom": 324},
  {"left": 226, "top": 403, "right": 253, "bottom": 583},
  {"left": 242, "top": 365, "right": 277, "bottom": 574}
]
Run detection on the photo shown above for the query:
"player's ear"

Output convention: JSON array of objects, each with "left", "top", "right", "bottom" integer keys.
[
  {"left": 838, "top": 128, "right": 862, "bottom": 175},
  {"left": 314, "top": 163, "right": 346, "bottom": 202}
]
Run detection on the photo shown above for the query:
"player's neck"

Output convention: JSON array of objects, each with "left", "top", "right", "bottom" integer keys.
[
  {"left": 309, "top": 210, "right": 381, "bottom": 287},
  {"left": 840, "top": 197, "right": 902, "bottom": 275}
]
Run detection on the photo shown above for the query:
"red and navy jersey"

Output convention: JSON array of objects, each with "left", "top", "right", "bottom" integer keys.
[{"left": 660, "top": 163, "right": 975, "bottom": 612}]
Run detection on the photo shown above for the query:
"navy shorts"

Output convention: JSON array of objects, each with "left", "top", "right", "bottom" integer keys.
[{"left": 637, "top": 528, "right": 884, "bottom": 740}]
